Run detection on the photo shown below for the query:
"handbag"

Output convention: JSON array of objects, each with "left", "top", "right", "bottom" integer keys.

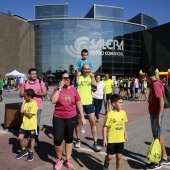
[{"left": 146, "top": 138, "right": 161, "bottom": 163}]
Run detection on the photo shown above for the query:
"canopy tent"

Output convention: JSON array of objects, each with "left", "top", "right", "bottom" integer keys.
[{"left": 5, "top": 70, "right": 26, "bottom": 78}]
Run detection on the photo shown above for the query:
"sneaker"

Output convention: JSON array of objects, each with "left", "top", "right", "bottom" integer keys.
[
  {"left": 27, "top": 152, "right": 34, "bottom": 161},
  {"left": 103, "top": 162, "right": 110, "bottom": 170},
  {"left": 75, "top": 140, "right": 81, "bottom": 148},
  {"left": 96, "top": 119, "right": 100, "bottom": 123},
  {"left": 161, "top": 157, "right": 170, "bottom": 165},
  {"left": 93, "top": 143, "right": 101, "bottom": 152},
  {"left": 64, "top": 160, "right": 74, "bottom": 170},
  {"left": 16, "top": 149, "right": 28, "bottom": 159},
  {"left": 145, "top": 163, "right": 162, "bottom": 170},
  {"left": 54, "top": 158, "right": 64, "bottom": 170}
]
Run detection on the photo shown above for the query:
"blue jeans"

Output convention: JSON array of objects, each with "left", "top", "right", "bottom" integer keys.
[
  {"left": 93, "top": 98, "right": 103, "bottom": 119},
  {"left": 36, "top": 109, "right": 42, "bottom": 142},
  {"left": 150, "top": 112, "right": 165, "bottom": 136},
  {"left": 37, "top": 109, "right": 42, "bottom": 127}
]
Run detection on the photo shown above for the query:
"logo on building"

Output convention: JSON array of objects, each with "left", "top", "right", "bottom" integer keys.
[{"left": 64, "top": 36, "right": 124, "bottom": 58}]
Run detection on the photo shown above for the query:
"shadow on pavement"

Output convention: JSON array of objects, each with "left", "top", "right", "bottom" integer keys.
[
  {"left": 9, "top": 137, "right": 21, "bottom": 155},
  {"left": 123, "top": 149, "right": 147, "bottom": 169},
  {"left": 127, "top": 159, "right": 146, "bottom": 169},
  {"left": 41, "top": 124, "right": 53, "bottom": 139},
  {"left": 35, "top": 141, "right": 56, "bottom": 165},
  {"left": 72, "top": 149, "right": 103, "bottom": 170}
]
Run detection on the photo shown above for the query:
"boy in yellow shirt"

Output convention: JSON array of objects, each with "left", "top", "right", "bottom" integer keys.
[
  {"left": 103, "top": 94, "right": 128, "bottom": 170},
  {"left": 16, "top": 89, "right": 38, "bottom": 161}
]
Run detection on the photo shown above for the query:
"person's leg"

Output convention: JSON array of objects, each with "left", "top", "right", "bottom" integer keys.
[
  {"left": 107, "top": 99, "right": 111, "bottom": 112},
  {"left": 53, "top": 116, "right": 65, "bottom": 159},
  {"left": 64, "top": 116, "right": 77, "bottom": 160},
  {"left": 88, "top": 113, "right": 98, "bottom": 142},
  {"left": 150, "top": 112, "right": 169, "bottom": 160},
  {"left": 116, "top": 154, "right": 122, "bottom": 170},
  {"left": 27, "top": 135, "right": 35, "bottom": 161},
  {"left": 93, "top": 98, "right": 99, "bottom": 120},
  {"left": 18, "top": 134, "right": 25, "bottom": 149},
  {"left": 1, "top": 93, "right": 4, "bottom": 101},
  {"left": 16, "top": 129, "right": 28, "bottom": 159},
  {"left": 29, "top": 137, "right": 35, "bottom": 151},
  {"left": 104, "top": 96, "right": 108, "bottom": 114},
  {"left": 104, "top": 154, "right": 113, "bottom": 163},
  {"left": 35, "top": 109, "right": 42, "bottom": 144},
  {"left": 107, "top": 93, "right": 112, "bottom": 112},
  {"left": 63, "top": 116, "right": 77, "bottom": 169},
  {"left": 75, "top": 114, "right": 81, "bottom": 141},
  {"left": 103, "top": 143, "right": 115, "bottom": 169},
  {"left": 98, "top": 99, "right": 103, "bottom": 113}
]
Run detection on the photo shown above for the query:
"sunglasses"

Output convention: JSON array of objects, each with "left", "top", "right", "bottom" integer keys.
[{"left": 62, "top": 77, "right": 70, "bottom": 80}]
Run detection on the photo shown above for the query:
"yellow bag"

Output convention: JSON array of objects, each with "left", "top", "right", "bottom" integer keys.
[{"left": 146, "top": 139, "right": 161, "bottom": 163}]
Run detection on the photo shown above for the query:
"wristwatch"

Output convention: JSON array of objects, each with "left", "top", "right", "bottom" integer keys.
[{"left": 57, "top": 87, "right": 62, "bottom": 92}]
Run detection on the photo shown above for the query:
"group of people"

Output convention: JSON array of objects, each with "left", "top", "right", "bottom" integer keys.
[{"left": 14, "top": 49, "right": 170, "bottom": 170}]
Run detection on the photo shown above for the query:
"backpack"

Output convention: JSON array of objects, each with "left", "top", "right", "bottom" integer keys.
[
  {"left": 154, "top": 80, "right": 170, "bottom": 109},
  {"left": 164, "top": 85, "right": 170, "bottom": 108}
]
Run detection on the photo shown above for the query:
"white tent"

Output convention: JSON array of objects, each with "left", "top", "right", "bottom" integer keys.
[{"left": 5, "top": 70, "right": 26, "bottom": 78}]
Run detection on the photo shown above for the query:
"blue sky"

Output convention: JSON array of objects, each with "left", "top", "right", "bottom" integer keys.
[{"left": 0, "top": 0, "right": 170, "bottom": 25}]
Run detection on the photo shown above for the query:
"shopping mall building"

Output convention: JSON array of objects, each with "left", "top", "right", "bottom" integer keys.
[{"left": 0, "top": 4, "right": 170, "bottom": 76}]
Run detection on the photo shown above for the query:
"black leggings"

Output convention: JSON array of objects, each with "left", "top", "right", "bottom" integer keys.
[{"left": 53, "top": 115, "right": 77, "bottom": 146}]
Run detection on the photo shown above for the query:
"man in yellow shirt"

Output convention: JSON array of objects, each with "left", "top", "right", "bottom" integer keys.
[
  {"left": 102, "top": 74, "right": 114, "bottom": 114},
  {"left": 75, "top": 64, "right": 101, "bottom": 152},
  {"left": 16, "top": 89, "right": 38, "bottom": 162},
  {"left": 103, "top": 94, "right": 128, "bottom": 170}
]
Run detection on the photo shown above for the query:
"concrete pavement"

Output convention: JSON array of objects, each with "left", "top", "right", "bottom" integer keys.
[{"left": 0, "top": 87, "right": 170, "bottom": 170}]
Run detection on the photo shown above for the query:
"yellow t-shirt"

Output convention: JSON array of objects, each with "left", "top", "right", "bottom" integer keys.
[
  {"left": 77, "top": 75, "right": 92, "bottom": 105},
  {"left": 102, "top": 79, "right": 114, "bottom": 94},
  {"left": 21, "top": 100, "right": 38, "bottom": 130},
  {"left": 104, "top": 110, "right": 128, "bottom": 143}
]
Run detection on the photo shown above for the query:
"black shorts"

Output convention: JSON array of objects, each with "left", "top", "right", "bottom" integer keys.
[
  {"left": 19, "top": 128, "right": 38, "bottom": 137},
  {"left": 106, "top": 93, "right": 112, "bottom": 100},
  {"left": 77, "top": 104, "right": 94, "bottom": 114},
  {"left": 0, "top": 90, "right": 3, "bottom": 95},
  {"left": 135, "top": 88, "right": 138, "bottom": 93},
  {"left": 106, "top": 142, "right": 124, "bottom": 155}
]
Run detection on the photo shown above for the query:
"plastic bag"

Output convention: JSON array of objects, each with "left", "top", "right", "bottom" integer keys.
[{"left": 146, "top": 139, "right": 161, "bottom": 163}]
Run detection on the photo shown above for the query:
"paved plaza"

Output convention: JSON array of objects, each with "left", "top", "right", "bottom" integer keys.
[{"left": 0, "top": 86, "right": 170, "bottom": 170}]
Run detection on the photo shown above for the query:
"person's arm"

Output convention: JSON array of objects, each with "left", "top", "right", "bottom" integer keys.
[
  {"left": 102, "top": 125, "right": 108, "bottom": 147},
  {"left": 91, "top": 74, "right": 97, "bottom": 86},
  {"left": 51, "top": 80, "right": 65, "bottom": 104},
  {"left": 35, "top": 82, "right": 47, "bottom": 97},
  {"left": 20, "top": 98, "right": 25, "bottom": 113},
  {"left": 157, "top": 96, "right": 164, "bottom": 127},
  {"left": 19, "top": 83, "right": 25, "bottom": 97},
  {"left": 76, "top": 101, "right": 86, "bottom": 125},
  {"left": 124, "top": 124, "right": 128, "bottom": 142},
  {"left": 20, "top": 99, "right": 34, "bottom": 118}
]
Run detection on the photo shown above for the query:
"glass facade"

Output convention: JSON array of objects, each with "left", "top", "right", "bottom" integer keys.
[
  {"left": 30, "top": 4, "right": 145, "bottom": 76},
  {"left": 84, "top": 4, "right": 123, "bottom": 21},
  {"left": 35, "top": 4, "right": 68, "bottom": 19},
  {"left": 94, "top": 5, "right": 123, "bottom": 20},
  {"left": 128, "top": 13, "right": 158, "bottom": 29}
]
